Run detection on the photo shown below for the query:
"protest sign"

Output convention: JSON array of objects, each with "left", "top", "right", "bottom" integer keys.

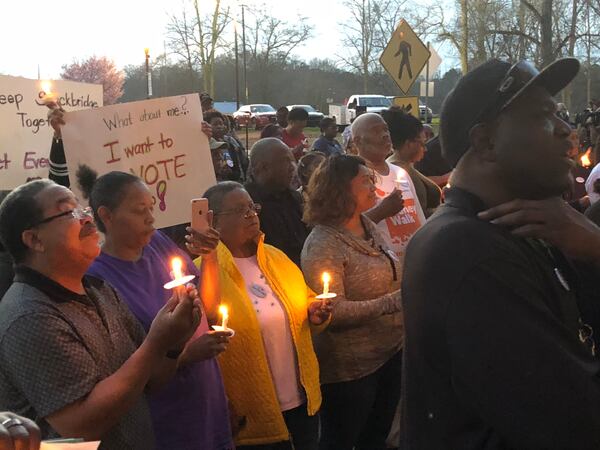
[
  {"left": 62, "top": 94, "right": 215, "bottom": 229},
  {"left": 0, "top": 75, "right": 103, "bottom": 189}
]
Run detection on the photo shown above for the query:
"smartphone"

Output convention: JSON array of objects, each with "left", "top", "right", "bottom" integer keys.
[{"left": 191, "top": 198, "right": 209, "bottom": 232}]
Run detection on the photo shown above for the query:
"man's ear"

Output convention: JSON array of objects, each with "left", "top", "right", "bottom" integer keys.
[
  {"left": 21, "top": 229, "right": 44, "bottom": 254},
  {"left": 469, "top": 123, "right": 497, "bottom": 163},
  {"left": 97, "top": 206, "right": 110, "bottom": 229}
]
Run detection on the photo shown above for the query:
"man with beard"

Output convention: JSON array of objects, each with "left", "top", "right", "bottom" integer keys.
[{"left": 401, "top": 58, "right": 600, "bottom": 449}]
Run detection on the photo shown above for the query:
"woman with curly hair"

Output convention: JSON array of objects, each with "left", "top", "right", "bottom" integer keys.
[{"left": 300, "top": 154, "right": 403, "bottom": 450}]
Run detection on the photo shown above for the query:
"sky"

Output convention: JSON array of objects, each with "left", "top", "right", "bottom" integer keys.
[{"left": 1, "top": 0, "right": 455, "bottom": 81}]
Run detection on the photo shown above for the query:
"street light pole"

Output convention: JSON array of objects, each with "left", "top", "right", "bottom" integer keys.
[
  {"left": 144, "top": 48, "right": 153, "bottom": 99},
  {"left": 241, "top": 4, "right": 249, "bottom": 149},
  {"left": 234, "top": 20, "right": 240, "bottom": 110},
  {"left": 241, "top": 5, "right": 248, "bottom": 105}
]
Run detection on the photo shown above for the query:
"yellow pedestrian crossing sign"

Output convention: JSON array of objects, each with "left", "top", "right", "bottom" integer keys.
[
  {"left": 380, "top": 20, "right": 431, "bottom": 94},
  {"left": 392, "top": 96, "right": 419, "bottom": 120}
]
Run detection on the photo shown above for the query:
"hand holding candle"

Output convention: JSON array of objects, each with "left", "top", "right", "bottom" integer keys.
[
  {"left": 163, "top": 257, "right": 196, "bottom": 290},
  {"left": 316, "top": 272, "right": 336, "bottom": 299}
]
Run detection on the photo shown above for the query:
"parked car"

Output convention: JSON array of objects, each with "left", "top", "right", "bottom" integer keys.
[
  {"left": 233, "top": 104, "right": 277, "bottom": 129},
  {"left": 346, "top": 95, "right": 392, "bottom": 119},
  {"left": 419, "top": 104, "right": 433, "bottom": 123},
  {"left": 287, "top": 105, "right": 325, "bottom": 127}
]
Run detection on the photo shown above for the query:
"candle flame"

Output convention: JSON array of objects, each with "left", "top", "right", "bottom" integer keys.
[
  {"left": 219, "top": 304, "right": 228, "bottom": 318},
  {"left": 41, "top": 80, "right": 52, "bottom": 95},
  {"left": 580, "top": 148, "right": 592, "bottom": 168},
  {"left": 171, "top": 257, "right": 183, "bottom": 280},
  {"left": 322, "top": 272, "right": 330, "bottom": 284}
]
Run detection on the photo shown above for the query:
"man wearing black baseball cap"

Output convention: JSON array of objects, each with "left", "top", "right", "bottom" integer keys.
[{"left": 401, "top": 58, "right": 600, "bottom": 449}]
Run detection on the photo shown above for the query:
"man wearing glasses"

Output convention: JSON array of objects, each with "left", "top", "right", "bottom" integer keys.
[
  {"left": 0, "top": 180, "right": 202, "bottom": 448},
  {"left": 401, "top": 58, "right": 600, "bottom": 449}
]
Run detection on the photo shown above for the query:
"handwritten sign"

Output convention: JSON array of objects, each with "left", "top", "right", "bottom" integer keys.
[
  {"left": 62, "top": 94, "right": 215, "bottom": 228},
  {"left": 0, "top": 75, "right": 103, "bottom": 189}
]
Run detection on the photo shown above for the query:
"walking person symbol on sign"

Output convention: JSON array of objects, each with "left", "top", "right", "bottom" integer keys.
[{"left": 395, "top": 32, "right": 412, "bottom": 80}]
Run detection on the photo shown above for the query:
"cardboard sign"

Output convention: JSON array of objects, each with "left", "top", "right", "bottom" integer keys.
[
  {"left": 62, "top": 94, "right": 215, "bottom": 228},
  {"left": 0, "top": 75, "right": 102, "bottom": 189}
]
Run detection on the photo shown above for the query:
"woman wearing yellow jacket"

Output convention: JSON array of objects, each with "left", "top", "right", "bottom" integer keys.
[{"left": 194, "top": 181, "right": 331, "bottom": 450}]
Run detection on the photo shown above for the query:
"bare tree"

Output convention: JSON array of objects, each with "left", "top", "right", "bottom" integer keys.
[
  {"left": 337, "top": 0, "right": 378, "bottom": 93},
  {"left": 193, "top": 0, "right": 230, "bottom": 95},
  {"left": 245, "top": 6, "right": 313, "bottom": 100},
  {"left": 166, "top": 8, "right": 198, "bottom": 91},
  {"left": 338, "top": 0, "right": 417, "bottom": 93},
  {"left": 166, "top": 0, "right": 230, "bottom": 96}
]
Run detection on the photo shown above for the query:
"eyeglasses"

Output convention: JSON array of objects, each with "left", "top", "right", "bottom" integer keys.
[
  {"left": 215, "top": 203, "right": 262, "bottom": 219},
  {"left": 32, "top": 206, "right": 93, "bottom": 227}
]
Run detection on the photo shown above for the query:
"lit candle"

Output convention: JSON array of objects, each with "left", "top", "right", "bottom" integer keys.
[
  {"left": 316, "top": 272, "right": 336, "bottom": 299},
  {"left": 163, "top": 256, "right": 196, "bottom": 290},
  {"left": 40, "top": 81, "right": 58, "bottom": 105},
  {"left": 322, "top": 272, "right": 330, "bottom": 295},
  {"left": 172, "top": 257, "right": 183, "bottom": 280},
  {"left": 219, "top": 305, "right": 229, "bottom": 330}
]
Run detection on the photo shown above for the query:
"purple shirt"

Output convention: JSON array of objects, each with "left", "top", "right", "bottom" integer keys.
[{"left": 88, "top": 231, "right": 232, "bottom": 450}]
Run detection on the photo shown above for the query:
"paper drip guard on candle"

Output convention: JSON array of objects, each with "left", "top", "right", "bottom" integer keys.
[{"left": 163, "top": 257, "right": 196, "bottom": 290}]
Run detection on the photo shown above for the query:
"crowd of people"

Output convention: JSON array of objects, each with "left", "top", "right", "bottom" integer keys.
[{"left": 2, "top": 56, "right": 600, "bottom": 450}]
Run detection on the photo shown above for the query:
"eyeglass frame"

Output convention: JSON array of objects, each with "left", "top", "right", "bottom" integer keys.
[
  {"left": 214, "top": 203, "right": 262, "bottom": 219},
  {"left": 30, "top": 206, "right": 94, "bottom": 228}
]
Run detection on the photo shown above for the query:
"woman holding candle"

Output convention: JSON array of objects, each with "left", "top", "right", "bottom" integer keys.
[
  {"left": 76, "top": 167, "right": 234, "bottom": 450},
  {"left": 301, "top": 154, "right": 403, "bottom": 450},
  {"left": 196, "top": 181, "right": 331, "bottom": 450}
]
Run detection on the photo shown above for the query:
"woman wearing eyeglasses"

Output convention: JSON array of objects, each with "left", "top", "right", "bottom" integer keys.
[
  {"left": 195, "top": 181, "right": 331, "bottom": 450},
  {"left": 300, "top": 155, "right": 403, "bottom": 450},
  {"left": 75, "top": 167, "right": 234, "bottom": 450}
]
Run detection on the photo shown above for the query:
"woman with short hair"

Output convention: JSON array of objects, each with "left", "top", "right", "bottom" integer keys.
[
  {"left": 197, "top": 181, "right": 331, "bottom": 450},
  {"left": 301, "top": 154, "right": 403, "bottom": 450}
]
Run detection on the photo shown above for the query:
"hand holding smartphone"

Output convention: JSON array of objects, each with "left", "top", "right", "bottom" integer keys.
[{"left": 191, "top": 198, "right": 210, "bottom": 233}]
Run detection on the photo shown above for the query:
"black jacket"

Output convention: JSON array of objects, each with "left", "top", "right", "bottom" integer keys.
[{"left": 401, "top": 187, "right": 600, "bottom": 450}]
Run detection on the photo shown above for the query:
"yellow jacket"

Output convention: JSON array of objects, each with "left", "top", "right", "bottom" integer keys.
[{"left": 194, "top": 236, "right": 322, "bottom": 446}]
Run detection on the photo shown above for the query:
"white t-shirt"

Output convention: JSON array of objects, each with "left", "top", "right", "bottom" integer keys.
[
  {"left": 374, "top": 162, "right": 427, "bottom": 257},
  {"left": 586, "top": 163, "right": 600, "bottom": 204},
  {"left": 233, "top": 255, "right": 305, "bottom": 412}
]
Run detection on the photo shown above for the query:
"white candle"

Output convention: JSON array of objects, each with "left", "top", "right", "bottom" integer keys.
[
  {"left": 163, "top": 256, "right": 195, "bottom": 290},
  {"left": 219, "top": 305, "right": 229, "bottom": 330},
  {"left": 172, "top": 257, "right": 183, "bottom": 280},
  {"left": 322, "top": 272, "right": 330, "bottom": 296}
]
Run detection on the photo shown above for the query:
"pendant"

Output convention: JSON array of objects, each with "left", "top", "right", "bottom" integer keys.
[{"left": 250, "top": 283, "right": 268, "bottom": 298}]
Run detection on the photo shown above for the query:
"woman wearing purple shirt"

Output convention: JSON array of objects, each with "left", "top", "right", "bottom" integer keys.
[{"left": 77, "top": 167, "right": 233, "bottom": 450}]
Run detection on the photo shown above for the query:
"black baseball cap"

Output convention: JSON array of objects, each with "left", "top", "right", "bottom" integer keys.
[{"left": 440, "top": 58, "right": 580, "bottom": 168}]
